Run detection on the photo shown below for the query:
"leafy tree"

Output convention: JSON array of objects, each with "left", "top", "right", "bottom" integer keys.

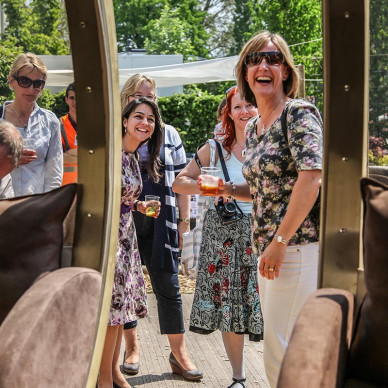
[
  {"left": 369, "top": 0, "right": 388, "bottom": 147},
  {"left": 113, "top": 0, "right": 169, "bottom": 52},
  {"left": 144, "top": 3, "right": 209, "bottom": 60},
  {"left": 0, "top": 0, "right": 69, "bottom": 54},
  {"left": 113, "top": 0, "right": 209, "bottom": 58},
  {"left": 198, "top": 0, "right": 235, "bottom": 57}
]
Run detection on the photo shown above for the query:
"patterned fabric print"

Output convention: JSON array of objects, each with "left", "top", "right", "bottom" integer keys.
[
  {"left": 189, "top": 209, "right": 263, "bottom": 341},
  {"left": 109, "top": 152, "right": 148, "bottom": 326},
  {"left": 242, "top": 99, "right": 323, "bottom": 256}
]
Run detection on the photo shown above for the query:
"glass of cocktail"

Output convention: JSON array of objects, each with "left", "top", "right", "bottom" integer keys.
[{"left": 144, "top": 195, "right": 160, "bottom": 217}]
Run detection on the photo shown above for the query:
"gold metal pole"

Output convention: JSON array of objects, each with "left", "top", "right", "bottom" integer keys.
[
  {"left": 320, "top": 0, "right": 369, "bottom": 294},
  {"left": 64, "top": 1, "right": 121, "bottom": 386}
]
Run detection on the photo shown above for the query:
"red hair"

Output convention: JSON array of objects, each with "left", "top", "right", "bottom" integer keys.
[{"left": 220, "top": 86, "right": 239, "bottom": 156}]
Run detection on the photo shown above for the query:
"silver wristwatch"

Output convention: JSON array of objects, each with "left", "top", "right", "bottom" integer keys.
[{"left": 274, "top": 234, "right": 289, "bottom": 245}]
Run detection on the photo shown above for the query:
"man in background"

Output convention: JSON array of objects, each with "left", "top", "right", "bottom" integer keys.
[
  {"left": 60, "top": 82, "right": 77, "bottom": 185},
  {"left": 0, "top": 120, "right": 23, "bottom": 198}
]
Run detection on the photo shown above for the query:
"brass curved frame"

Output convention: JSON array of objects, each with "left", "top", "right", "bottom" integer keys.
[
  {"left": 320, "top": 0, "right": 369, "bottom": 295},
  {"left": 63, "top": 0, "right": 371, "bottom": 386},
  {"left": 64, "top": 1, "right": 121, "bottom": 387}
]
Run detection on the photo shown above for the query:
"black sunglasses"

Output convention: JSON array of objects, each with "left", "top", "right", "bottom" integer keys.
[
  {"left": 244, "top": 51, "right": 284, "bottom": 67},
  {"left": 13, "top": 75, "right": 46, "bottom": 90}
]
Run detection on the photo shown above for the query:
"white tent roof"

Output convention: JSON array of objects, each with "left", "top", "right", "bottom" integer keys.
[{"left": 46, "top": 56, "right": 239, "bottom": 89}]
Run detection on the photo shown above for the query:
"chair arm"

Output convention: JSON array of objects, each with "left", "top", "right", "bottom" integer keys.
[{"left": 278, "top": 288, "right": 354, "bottom": 388}]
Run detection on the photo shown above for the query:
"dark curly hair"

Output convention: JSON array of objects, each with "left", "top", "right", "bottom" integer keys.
[{"left": 122, "top": 97, "right": 162, "bottom": 182}]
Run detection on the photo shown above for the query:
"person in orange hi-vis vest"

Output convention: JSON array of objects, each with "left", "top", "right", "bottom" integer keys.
[{"left": 60, "top": 82, "right": 77, "bottom": 185}]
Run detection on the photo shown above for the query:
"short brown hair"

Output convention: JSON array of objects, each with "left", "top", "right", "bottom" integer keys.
[{"left": 235, "top": 31, "right": 300, "bottom": 104}]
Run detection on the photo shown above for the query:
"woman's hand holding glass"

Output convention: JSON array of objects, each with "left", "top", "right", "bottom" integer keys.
[
  {"left": 136, "top": 195, "right": 161, "bottom": 218},
  {"left": 198, "top": 167, "right": 222, "bottom": 196},
  {"left": 19, "top": 139, "right": 37, "bottom": 165}
]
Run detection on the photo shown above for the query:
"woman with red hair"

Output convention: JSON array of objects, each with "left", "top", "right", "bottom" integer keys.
[{"left": 173, "top": 87, "right": 263, "bottom": 388}]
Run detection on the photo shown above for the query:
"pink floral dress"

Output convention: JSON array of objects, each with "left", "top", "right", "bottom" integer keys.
[{"left": 108, "top": 152, "right": 148, "bottom": 326}]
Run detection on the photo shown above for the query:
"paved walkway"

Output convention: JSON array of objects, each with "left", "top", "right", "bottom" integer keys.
[{"left": 121, "top": 294, "right": 269, "bottom": 388}]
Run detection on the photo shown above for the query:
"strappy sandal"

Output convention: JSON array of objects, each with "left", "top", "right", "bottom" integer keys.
[{"left": 227, "top": 377, "right": 246, "bottom": 388}]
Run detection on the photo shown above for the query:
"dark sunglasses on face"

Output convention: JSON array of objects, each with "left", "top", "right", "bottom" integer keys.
[
  {"left": 12, "top": 75, "right": 46, "bottom": 90},
  {"left": 244, "top": 51, "right": 284, "bottom": 67}
]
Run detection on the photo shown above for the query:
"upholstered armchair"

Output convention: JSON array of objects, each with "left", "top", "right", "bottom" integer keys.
[
  {"left": 0, "top": 185, "right": 102, "bottom": 387},
  {"left": 278, "top": 178, "right": 388, "bottom": 388}
]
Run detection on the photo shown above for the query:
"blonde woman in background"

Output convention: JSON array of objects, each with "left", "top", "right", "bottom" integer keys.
[
  {"left": 0, "top": 53, "right": 63, "bottom": 196},
  {"left": 119, "top": 74, "right": 202, "bottom": 381}
]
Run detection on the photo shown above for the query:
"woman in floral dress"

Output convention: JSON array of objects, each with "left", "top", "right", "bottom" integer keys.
[
  {"left": 219, "top": 31, "right": 323, "bottom": 387},
  {"left": 98, "top": 98, "right": 163, "bottom": 388},
  {"left": 173, "top": 87, "right": 263, "bottom": 388}
]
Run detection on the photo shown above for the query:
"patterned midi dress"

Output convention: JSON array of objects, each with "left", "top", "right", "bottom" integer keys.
[
  {"left": 108, "top": 152, "right": 148, "bottom": 326},
  {"left": 189, "top": 144, "right": 263, "bottom": 341}
]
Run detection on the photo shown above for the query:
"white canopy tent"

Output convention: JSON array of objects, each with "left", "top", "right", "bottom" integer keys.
[{"left": 46, "top": 56, "right": 239, "bottom": 89}]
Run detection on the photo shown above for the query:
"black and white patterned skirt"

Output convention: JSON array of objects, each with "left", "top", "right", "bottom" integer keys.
[{"left": 189, "top": 209, "right": 263, "bottom": 341}]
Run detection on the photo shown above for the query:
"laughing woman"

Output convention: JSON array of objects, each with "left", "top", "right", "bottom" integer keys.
[
  {"left": 98, "top": 98, "right": 162, "bottom": 388},
  {"left": 218, "top": 31, "right": 323, "bottom": 387}
]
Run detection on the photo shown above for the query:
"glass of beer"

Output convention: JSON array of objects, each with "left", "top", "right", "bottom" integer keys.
[
  {"left": 199, "top": 167, "right": 221, "bottom": 196},
  {"left": 144, "top": 195, "right": 160, "bottom": 217}
]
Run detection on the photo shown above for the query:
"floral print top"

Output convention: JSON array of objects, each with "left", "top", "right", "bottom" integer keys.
[{"left": 242, "top": 99, "right": 323, "bottom": 255}]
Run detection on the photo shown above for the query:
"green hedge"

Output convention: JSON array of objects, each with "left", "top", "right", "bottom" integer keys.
[{"left": 158, "top": 93, "right": 223, "bottom": 153}]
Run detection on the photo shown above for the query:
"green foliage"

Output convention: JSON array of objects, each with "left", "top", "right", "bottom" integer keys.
[
  {"left": 158, "top": 92, "right": 223, "bottom": 153},
  {"left": 0, "top": 42, "right": 22, "bottom": 102},
  {"left": 1, "top": 0, "right": 69, "bottom": 54},
  {"left": 113, "top": 0, "right": 209, "bottom": 58},
  {"left": 369, "top": 0, "right": 388, "bottom": 147},
  {"left": 36, "top": 89, "right": 55, "bottom": 110},
  {"left": 50, "top": 90, "right": 68, "bottom": 118},
  {"left": 144, "top": 5, "right": 196, "bottom": 60}
]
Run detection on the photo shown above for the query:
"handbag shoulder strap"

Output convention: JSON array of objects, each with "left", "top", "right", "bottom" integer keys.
[
  {"left": 215, "top": 141, "right": 230, "bottom": 182},
  {"left": 208, "top": 139, "right": 216, "bottom": 167},
  {"left": 193, "top": 139, "right": 216, "bottom": 169},
  {"left": 280, "top": 101, "right": 291, "bottom": 144}
]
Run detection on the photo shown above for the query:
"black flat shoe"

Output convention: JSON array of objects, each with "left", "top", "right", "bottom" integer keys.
[
  {"left": 169, "top": 351, "right": 203, "bottom": 381},
  {"left": 122, "top": 351, "right": 140, "bottom": 375}
]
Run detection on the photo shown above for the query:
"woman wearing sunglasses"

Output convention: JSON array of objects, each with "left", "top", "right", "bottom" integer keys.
[
  {"left": 0, "top": 53, "right": 63, "bottom": 196},
  {"left": 215, "top": 31, "right": 323, "bottom": 387}
]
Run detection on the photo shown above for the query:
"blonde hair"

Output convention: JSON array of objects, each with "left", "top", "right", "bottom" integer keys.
[
  {"left": 120, "top": 73, "right": 157, "bottom": 111},
  {"left": 236, "top": 31, "right": 300, "bottom": 104},
  {"left": 9, "top": 52, "right": 47, "bottom": 80}
]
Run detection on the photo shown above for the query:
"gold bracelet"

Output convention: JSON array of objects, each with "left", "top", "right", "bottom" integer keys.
[{"left": 177, "top": 218, "right": 190, "bottom": 224}]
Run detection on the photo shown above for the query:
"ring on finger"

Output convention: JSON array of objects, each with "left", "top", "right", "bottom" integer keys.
[{"left": 268, "top": 266, "right": 274, "bottom": 272}]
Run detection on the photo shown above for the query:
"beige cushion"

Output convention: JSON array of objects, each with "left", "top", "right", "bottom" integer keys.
[{"left": 0, "top": 267, "right": 101, "bottom": 388}]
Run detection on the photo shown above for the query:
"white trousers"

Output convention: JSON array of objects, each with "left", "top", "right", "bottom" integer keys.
[{"left": 258, "top": 242, "right": 319, "bottom": 388}]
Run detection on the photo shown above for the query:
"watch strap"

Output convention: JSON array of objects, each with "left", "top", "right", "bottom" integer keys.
[{"left": 274, "top": 234, "right": 289, "bottom": 245}]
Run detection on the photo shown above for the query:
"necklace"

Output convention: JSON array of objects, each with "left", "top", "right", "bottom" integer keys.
[
  {"left": 10, "top": 105, "right": 28, "bottom": 129},
  {"left": 258, "top": 99, "right": 284, "bottom": 136},
  {"left": 234, "top": 141, "right": 246, "bottom": 158}
]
